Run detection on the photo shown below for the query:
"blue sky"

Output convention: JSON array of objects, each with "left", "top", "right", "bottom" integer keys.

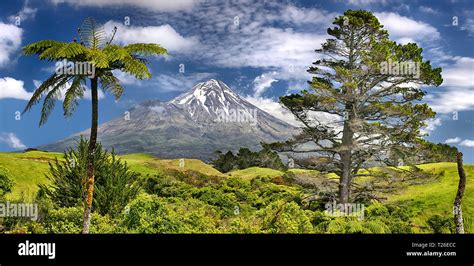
[{"left": 0, "top": 0, "right": 473, "bottom": 162}]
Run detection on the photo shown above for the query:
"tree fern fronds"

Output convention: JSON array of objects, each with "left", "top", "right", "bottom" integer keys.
[
  {"left": 63, "top": 76, "right": 86, "bottom": 117},
  {"left": 79, "top": 17, "right": 107, "bottom": 49},
  {"left": 101, "top": 72, "right": 123, "bottom": 100},
  {"left": 22, "top": 74, "right": 64, "bottom": 115},
  {"left": 121, "top": 56, "right": 151, "bottom": 79},
  {"left": 103, "top": 45, "right": 129, "bottom": 62},
  {"left": 124, "top": 43, "right": 167, "bottom": 56},
  {"left": 23, "top": 40, "right": 64, "bottom": 55},
  {"left": 39, "top": 76, "right": 73, "bottom": 126}
]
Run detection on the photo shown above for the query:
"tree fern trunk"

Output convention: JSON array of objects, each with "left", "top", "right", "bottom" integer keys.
[
  {"left": 82, "top": 77, "right": 98, "bottom": 234},
  {"left": 454, "top": 152, "right": 466, "bottom": 234}
]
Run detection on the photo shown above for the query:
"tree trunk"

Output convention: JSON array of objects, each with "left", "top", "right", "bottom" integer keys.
[
  {"left": 339, "top": 105, "right": 354, "bottom": 204},
  {"left": 82, "top": 77, "right": 98, "bottom": 234},
  {"left": 339, "top": 153, "right": 351, "bottom": 204},
  {"left": 454, "top": 152, "right": 466, "bottom": 234}
]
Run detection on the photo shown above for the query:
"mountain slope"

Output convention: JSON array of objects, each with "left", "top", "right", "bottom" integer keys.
[{"left": 40, "top": 79, "right": 298, "bottom": 160}]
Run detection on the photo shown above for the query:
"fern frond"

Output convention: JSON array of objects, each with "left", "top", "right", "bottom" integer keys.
[
  {"left": 87, "top": 49, "right": 109, "bottom": 68},
  {"left": 121, "top": 56, "right": 151, "bottom": 79},
  {"left": 23, "top": 40, "right": 64, "bottom": 55},
  {"left": 124, "top": 43, "right": 168, "bottom": 56},
  {"left": 79, "top": 17, "right": 106, "bottom": 49},
  {"left": 23, "top": 74, "right": 64, "bottom": 114},
  {"left": 103, "top": 45, "right": 129, "bottom": 62},
  {"left": 56, "top": 42, "right": 89, "bottom": 59},
  {"left": 63, "top": 76, "right": 86, "bottom": 117},
  {"left": 101, "top": 72, "right": 124, "bottom": 100},
  {"left": 39, "top": 76, "right": 72, "bottom": 126}
]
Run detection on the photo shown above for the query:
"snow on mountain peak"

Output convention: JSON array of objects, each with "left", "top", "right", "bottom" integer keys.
[{"left": 169, "top": 79, "right": 247, "bottom": 118}]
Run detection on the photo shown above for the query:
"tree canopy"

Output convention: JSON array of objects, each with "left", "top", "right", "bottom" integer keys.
[{"left": 269, "top": 10, "right": 443, "bottom": 203}]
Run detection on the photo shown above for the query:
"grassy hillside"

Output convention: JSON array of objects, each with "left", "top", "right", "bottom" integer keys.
[
  {"left": 0, "top": 151, "right": 62, "bottom": 200},
  {"left": 0, "top": 151, "right": 223, "bottom": 200},
  {"left": 119, "top": 154, "right": 224, "bottom": 176},
  {"left": 227, "top": 167, "right": 284, "bottom": 180},
  {"left": 0, "top": 151, "right": 472, "bottom": 233},
  {"left": 385, "top": 162, "right": 474, "bottom": 232}
]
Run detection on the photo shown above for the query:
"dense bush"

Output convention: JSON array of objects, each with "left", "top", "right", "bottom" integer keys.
[
  {"left": 0, "top": 166, "right": 13, "bottom": 199},
  {"left": 135, "top": 169, "right": 420, "bottom": 234},
  {"left": 0, "top": 166, "right": 14, "bottom": 232},
  {"left": 213, "top": 147, "right": 286, "bottom": 173},
  {"left": 34, "top": 206, "right": 116, "bottom": 234},
  {"left": 427, "top": 214, "right": 455, "bottom": 233},
  {"left": 4, "top": 147, "right": 429, "bottom": 234},
  {"left": 38, "top": 138, "right": 141, "bottom": 218},
  {"left": 120, "top": 194, "right": 220, "bottom": 233}
]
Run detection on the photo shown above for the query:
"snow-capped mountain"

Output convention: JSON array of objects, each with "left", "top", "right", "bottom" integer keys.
[
  {"left": 171, "top": 79, "right": 246, "bottom": 120},
  {"left": 39, "top": 79, "right": 298, "bottom": 161}
]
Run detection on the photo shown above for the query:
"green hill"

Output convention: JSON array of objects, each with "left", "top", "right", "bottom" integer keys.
[
  {"left": 0, "top": 151, "right": 62, "bottom": 200},
  {"left": 385, "top": 162, "right": 474, "bottom": 232},
  {"left": 0, "top": 151, "right": 223, "bottom": 200},
  {"left": 227, "top": 167, "right": 284, "bottom": 180}
]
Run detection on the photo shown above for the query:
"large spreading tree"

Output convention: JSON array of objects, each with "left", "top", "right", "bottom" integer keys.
[
  {"left": 270, "top": 10, "right": 442, "bottom": 204},
  {"left": 22, "top": 18, "right": 167, "bottom": 233}
]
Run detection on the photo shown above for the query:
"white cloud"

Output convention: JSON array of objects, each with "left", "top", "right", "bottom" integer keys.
[
  {"left": 156, "top": 1, "right": 330, "bottom": 74},
  {"left": 445, "top": 137, "right": 461, "bottom": 144},
  {"left": 252, "top": 72, "right": 278, "bottom": 97},
  {"left": 347, "top": 0, "right": 386, "bottom": 5},
  {"left": 419, "top": 6, "right": 439, "bottom": 15},
  {"left": 280, "top": 5, "right": 337, "bottom": 25},
  {"left": 8, "top": 1, "right": 37, "bottom": 23},
  {"left": 112, "top": 70, "right": 140, "bottom": 86},
  {"left": 426, "top": 88, "right": 474, "bottom": 113},
  {"left": 244, "top": 96, "right": 299, "bottom": 126},
  {"left": 208, "top": 27, "right": 326, "bottom": 70},
  {"left": 425, "top": 57, "right": 474, "bottom": 113},
  {"left": 0, "top": 77, "right": 32, "bottom": 100},
  {"left": 103, "top": 21, "right": 199, "bottom": 54},
  {"left": 421, "top": 118, "right": 442, "bottom": 135},
  {"left": 155, "top": 72, "right": 214, "bottom": 92},
  {"left": 441, "top": 57, "right": 474, "bottom": 87},
  {"left": 0, "top": 132, "right": 27, "bottom": 149},
  {"left": 0, "top": 22, "right": 23, "bottom": 68},
  {"left": 375, "top": 12, "right": 440, "bottom": 44},
  {"left": 461, "top": 18, "right": 474, "bottom": 37},
  {"left": 50, "top": 0, "right": 201, "bottom": 12},
  {"left": 460, "top": 139, "right": 474, "bottom": 147}
]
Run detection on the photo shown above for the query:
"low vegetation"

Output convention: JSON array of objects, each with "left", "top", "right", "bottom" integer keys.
[{"left": 0, "top": 146, "right": 471, "bottom": 234}]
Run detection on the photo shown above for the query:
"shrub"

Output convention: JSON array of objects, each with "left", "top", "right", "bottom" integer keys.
[
  {"left": 427, "top": 214, "right": 454, "bottom": 233},
  {"left": 120, "top": 194, "right": 220, "bottom": 233},
  {"left": 213, "top": 147, "right": 286, "bottom": 173},
  {"left": 0, "top": 166, "right": 13, "bottom": 199},
  {"left": 259, "top": 200, "right": 314, "bottom": 233},
  {"left": 39, "top": 138, "right": 141, "bottom": 218},
  {"left": 37, "top": 206, "right": 116, "bottom": 234}
]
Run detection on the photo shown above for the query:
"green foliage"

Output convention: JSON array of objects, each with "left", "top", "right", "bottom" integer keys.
[
  {"left": 1, "top": 149, "right": 471, "bottom": 234},
  {"left": 39, "top": 138, "right": 141, "bottom": 218},
  {"left": 213, "top": 147, "right": 286, "bottom": 173},
  {"left": 0, "top": 166, "right": 14, "bottom": 199},
  {"left": 259, "top": 200, "right": 314, "bottom": 233},
  {"left": 35, "top": 206, "right": 116, "bottom": 234},
  {"left": 120, "top": 194, "right": 220, "bottom": 233},
  {"left": 427, "top": 214, "right": 455, "bottom": 233},
  {"left": 416, "top": 140, "right": 459, "bottom": 163},
  {"left": 365, "top": 203, "right": 413, "bottom": 233}
]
